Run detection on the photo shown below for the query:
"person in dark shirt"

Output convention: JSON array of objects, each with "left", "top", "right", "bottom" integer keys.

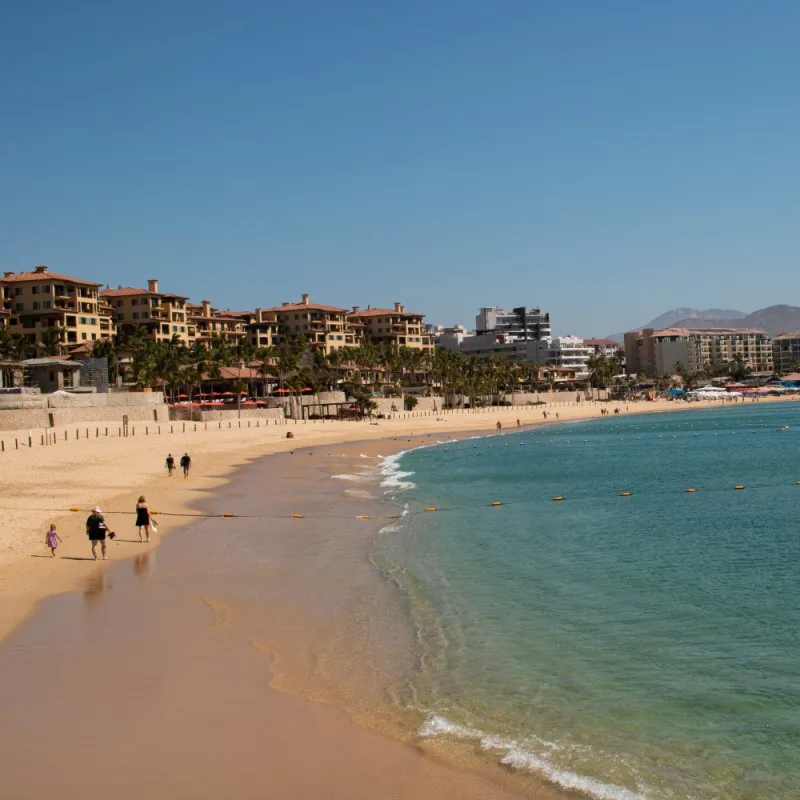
[
  {"left": 180, "top": 453, "right": 191, "bottom": 478},
  {"left": 86, "top": 506, "right": 108, "bottom": 560},
  {"left": 165, "top": 453, "right": 175, "bottom": 476}
]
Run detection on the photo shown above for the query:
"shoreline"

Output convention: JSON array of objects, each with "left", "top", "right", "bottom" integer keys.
[
  {"left": 0, "top": 396, "right": 788, "bottom": 644},
  {"left": 1, "top": 397, "right": 796, "bottom": 800}
]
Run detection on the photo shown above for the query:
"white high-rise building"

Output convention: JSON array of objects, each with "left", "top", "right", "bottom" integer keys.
[
  {"left": 528, "top": 336, "right": 592, "bottom": 378},
  {"left": 475, "top": 306, "right": 551, "bottom": 341}
]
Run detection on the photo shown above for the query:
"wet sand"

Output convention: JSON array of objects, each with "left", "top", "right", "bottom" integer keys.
[{"left": 0, "top": 437, "right": 563, "bottom": 800}]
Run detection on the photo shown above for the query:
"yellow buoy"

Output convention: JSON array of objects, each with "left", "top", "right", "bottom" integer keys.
[
  {"left": 734, "top": 485, "right": 744, "bottom": 490},
  {"left": 291, "top": 513, "right": 304, "bottom": 519},
  {"left": 424, "top": 507, "right": 437, "bottom": 512},
  {"left": 619, "top": 491, "right": 631, "bottom": 497},
  {"left": 490, "top": 501, "right": 503, "bottom": 507},
  {"left": 223, "top": 513, "right": 234, "bottom": 517},
  {"left": 686, "top": 488, "right": 696, "bottom": 493},
  {"left": 69, "top": 507, "right": 81, "bottom": 512},
  {"left": 357, "top": 515, "right": 370, "bottom": 520},
  {"left": 552, "top": 496, "right": 564, "bottom": 502}
]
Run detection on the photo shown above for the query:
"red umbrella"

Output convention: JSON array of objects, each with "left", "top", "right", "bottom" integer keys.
[
  {"left": 177, "top": 394, "right": 188, "bottom": 399},
  {"left": 273, "top": 388, "right": 290, "bottom": 394},
  {"left": 222, "top": 391, "right": 234, "bottom": 397},
  {"left": 239, "top": 390, "right": 248, "bottom": 395},
  {"left": 301, "top": 387, "right": 313, "bottom": 393}
]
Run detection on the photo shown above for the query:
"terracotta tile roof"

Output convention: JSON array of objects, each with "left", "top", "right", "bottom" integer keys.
[
  {"left": 583, "top": 338, "right": 621, "bottom": 346},
  {"left": 2, "top": 267, "right": 101, "bottom": 286},
  {"left": 264, "top": 302, "right": 347, "bottom": 314},
  {"left": 774, "top": 332, "right": 800, "bottom": 340},
  {"left": 100, "top": 287, "right": 156, "bottom": 297},
  {"left": 349, "top": 308, "right": 424, "bottom": 318}
]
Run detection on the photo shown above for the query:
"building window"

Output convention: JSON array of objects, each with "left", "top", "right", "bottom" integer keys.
[
  {"left": 41, "top": 285, "right": 49, "bottom": 292},
  {"left": 66, "top": 316, "right": 76, "bottom": 327},
  {"left": 43, "top": 301, "right": 51, "bottom": 309},
  {"left": 131, "top": 298, "right": 138, "bottom": 306},
  {"left": 14, "top": 303, "right": 23, "bottom": 312},
  {"left": 116, "top": 300, "right": 123, "bottom": 307},
  {"left": 91, "top": 333, "right": 97, "bottom": 340},
  {"left": 172, "top": 325, "right": 177, "bottom": 332},
  {"left": 14, "top": 288, "right": 21, "bottom": 296},
  {"left": 67, "top": 331, "right": 76, "bottom": 342},
  {"left": 81, "top": 332, "right": 87, "bottom": 340},
  {"left": 32, "top": 302, "right": 40, "bottom": 310},
  {"left": 132, "top": 312, "right": 139, "bottom": 320},
  {"left": 90, "top": 318, "right": 97, "bottom": 325},
  {"left": 180, "top": 326, "right": 185, "bottom": 332},
  {"left": 32, "top": 286, "right": 38, "bottom": 294},
  {"left": 79, "top": 317, "right": 87, "bottom": 325}
]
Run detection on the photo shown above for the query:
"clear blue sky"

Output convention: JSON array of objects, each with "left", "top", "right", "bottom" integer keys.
[{"left": 2, "top": 1, "right": 799, "bottom": 336}]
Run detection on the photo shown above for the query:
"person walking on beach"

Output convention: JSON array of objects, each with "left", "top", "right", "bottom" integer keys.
[
  {"left": 496, "top": 421, "right": 502, "bottom": 430},
  {"left": 86, "top": 507, "right": 108, "bottom": 560},
  {"left": 180, "top": 452, "right": 191, "bottom": 478},
  {"left": 166, "top": 453, "right": 175, "bottom": 476},
  {"left": 136, "top": 495, "right": 151, "bottom": 543},
  {"left": 45, "top": 523, "right": 61, "bottom": 557}
]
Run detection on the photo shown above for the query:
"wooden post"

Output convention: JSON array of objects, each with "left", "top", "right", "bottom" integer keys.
[
  {"left": 182, "top": 423, "right": 185, "bottom": 433},
  {"left": 170, "top": 425, "right": 174, "bottom": 434},
  {"left": 75, "top": 429, "right": 79, "bottom": 440},
  {"left": 146, "top": 426, "right": 149, "bottom": 435},
  {"left": 15, "top": 438, "right": 18, "bottom": 449},
  {"left": 40, "top": 435, "right": 44, "bottom": 446},
  {"left": 105, "top": 427, "right": 108, "bottom": 436}
]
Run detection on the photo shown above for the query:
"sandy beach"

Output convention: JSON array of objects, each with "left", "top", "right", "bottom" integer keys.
[{"left": 0, "top": 396, "right": 785, "bottom": 800}]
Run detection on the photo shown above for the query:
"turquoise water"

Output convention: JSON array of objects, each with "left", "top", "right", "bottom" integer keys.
[{"left": 375, "top": 404, "right": 800, "bottom": 800}]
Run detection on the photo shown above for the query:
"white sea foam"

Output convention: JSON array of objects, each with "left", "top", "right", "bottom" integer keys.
[
  {"left": 379, "top": 453, "right": 416, "bottom": 491},
  {"left": 331, "top": 473, "right": 370, "bottom": 482},
  {"left": 419, "top": 714, "right": 648, "bottom": 800}
]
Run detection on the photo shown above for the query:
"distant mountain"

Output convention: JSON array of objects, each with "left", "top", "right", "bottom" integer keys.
[
  {"left": 610, "top": 305, "right": 800, "bottom": 340},
  {"left": 644, "top": 307, "right": 747, "bottom": 329},
  {"left": 607, "top": 307, "right": 746, "bottom": 341},
  {"left": 671, "top": 305, "right": 800, "bottom": 338}
]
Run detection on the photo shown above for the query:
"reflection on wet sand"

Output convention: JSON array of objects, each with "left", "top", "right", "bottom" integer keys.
[
  {"left": 82, "top": 571, "right": 107, "bottom": 601},
  {"left": 133, "top": 551, "right": 153, "bottom": 576}
]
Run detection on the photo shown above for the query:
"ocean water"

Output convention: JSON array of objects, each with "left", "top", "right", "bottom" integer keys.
[{"left": 373, "top": 404, "right": 800, "bottom": 800}]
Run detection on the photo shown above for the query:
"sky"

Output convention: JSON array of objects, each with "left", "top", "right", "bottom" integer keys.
[{"left": 2, "top": 1, "right": 799, "bottom": 337}]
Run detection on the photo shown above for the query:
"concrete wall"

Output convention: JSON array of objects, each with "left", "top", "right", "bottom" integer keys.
[{"left": 0, "top": 390, "right": 168, "bottom": 430}]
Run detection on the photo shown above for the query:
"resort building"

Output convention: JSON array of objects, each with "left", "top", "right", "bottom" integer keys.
[
  {"left": 772, "top": 332, "right": 800, "bottom": 373},
  {"left": 475, "top": 306, "right": 551, "bottom": 341},
  {"left": 583, "top": 338, "right": 623, "bottom": 360},
  {"left": 186, "top": 301, "right": 247, "bottom": 346},
  {"left": 1, "top": 265, "right": 116, "bottom": 349},
  {"left": 625, "top": 328, "right": 773, "bottom": 376},
  {"left": 263, "top": 294, "right": 359, "bottom": 354},
  {"left": 528, "top": 336, "right": 592, "bottom": 378},
  {"left": 348, "top": 302, "right": 433, "bottom": 350},
  {"left": 101, "top": 279, "right": 191, "bottom": 345},
  {"left": 245, "top": 309, "right": 279, "bottom": 349},
  {"left": 431, "top": 324, "right": 469, "bottom": 351}
]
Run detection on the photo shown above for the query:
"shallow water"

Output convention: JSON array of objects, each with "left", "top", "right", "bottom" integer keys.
[{"left": 375, "top": 404, "right": 800, "bottom": 800}]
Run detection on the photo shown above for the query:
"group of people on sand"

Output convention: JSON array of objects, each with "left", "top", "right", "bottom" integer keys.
[
  {"left": 46, "top": 451, "right": 193, "bottom": 560},
  {"left": 165, "top": 452, "right": 191, "bottom": 477}
]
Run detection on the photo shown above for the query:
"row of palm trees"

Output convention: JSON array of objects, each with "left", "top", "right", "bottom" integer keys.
[{"left": 80, "top": 328, "right": 604, "bottom": 407}]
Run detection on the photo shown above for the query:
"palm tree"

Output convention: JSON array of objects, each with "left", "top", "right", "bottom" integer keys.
[{"left": 38, "top": 326, "right": 66, "bottom": 357}]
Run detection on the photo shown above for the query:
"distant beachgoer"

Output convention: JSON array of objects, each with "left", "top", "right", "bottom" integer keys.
[
  {"left": 286, "top": 431, "right": 294, "bottom": 439},
  {"left": 180, "top": 452, "right": 191, "bottom": 478},
  {"left": 496, "top": 421, "right": 502, "bottom": 430},
  {"left": 543, "top": 411, "right": 547, "bottom": 419},
  {"left": 45, "top": 523, "right": 61, "bottom": 557},
  {"left": 86, "top": 507, "right": 108, "bottom": 560},
  {"left": 166, "top": 454, "right": 175, "bottom": 476},
  {"left": 516, "top": 418, "right": 521, "bottom": 427},
  {"left": 556, "top": 412, "right": 559, "bottom": 419},
  {"left": 136, "top": 495, "right": 151, "bottom": 543}
]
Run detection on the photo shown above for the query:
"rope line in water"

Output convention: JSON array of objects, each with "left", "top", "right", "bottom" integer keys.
[{"left": 3, "top": 479, "right": 799, "bottom": 522}]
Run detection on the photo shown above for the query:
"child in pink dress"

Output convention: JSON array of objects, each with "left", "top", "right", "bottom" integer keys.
[{"left": 45, "top": 524, "right": 61, "bottom": 557}]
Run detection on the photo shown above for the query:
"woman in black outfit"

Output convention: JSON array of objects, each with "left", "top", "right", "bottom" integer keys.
[{"left": 136, "top": 495, "right": 151, "bottom": 542}]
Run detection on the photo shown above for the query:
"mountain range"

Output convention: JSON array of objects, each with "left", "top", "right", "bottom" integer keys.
[{"left": 608, "top": 305, "right": 800, "bottom": 341}]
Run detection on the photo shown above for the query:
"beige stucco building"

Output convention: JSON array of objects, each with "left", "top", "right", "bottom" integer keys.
[
  {"left": 625, "top": 327, "right": 773, "bottom": 376},
  {"left": 264, "top": 294, "right": 358, "bottom": 353},
  {"left": 772, "top": 332, "right": 800, "bottom": 373},
  {"left": 1, "top": 265, "right": 116, "bottom": 350},
  {"left": 101, "top": 279, "right": 190, "bottom": 345},
  {"left": 348, "top": 302, "right": 433, "bottom": 350},
  {"left": 187, "top": 301, "right": 248, "bottom": 346}
]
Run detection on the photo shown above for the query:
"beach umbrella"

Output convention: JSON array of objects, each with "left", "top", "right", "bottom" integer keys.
[
  {"left": 273, "top": 388, "right": 290, "bottom": 394},
  {"left": 301, "top": 387, "right": 313, "bottom": 393},
  {"left": 177, "top": 393, "right": 189, "bottom": 399},
  {"left": 222, "top": 391, "right": 234, "bottom": 396}
]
